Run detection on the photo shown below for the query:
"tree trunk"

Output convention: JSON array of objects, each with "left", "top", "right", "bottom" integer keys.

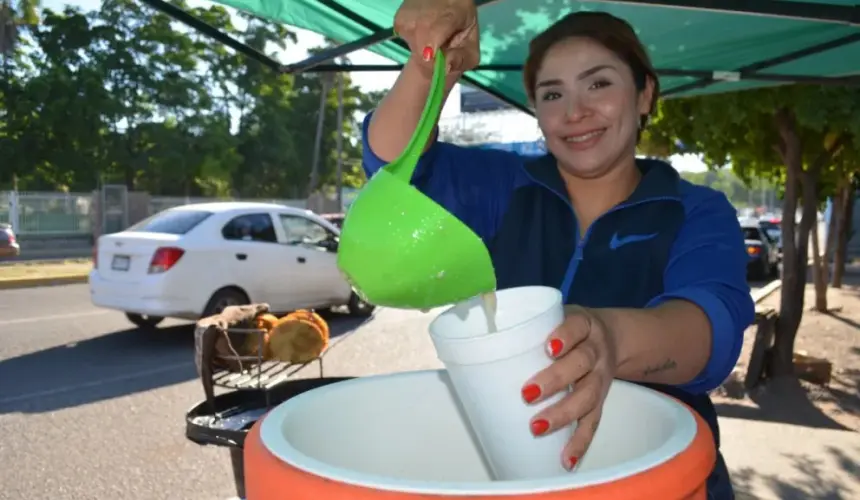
[
  {"left": 771, "top": 109, "right": 806, "bottom": 378},
  {"left": 810, "top": 214, "right": 828, "bottom": 311},
  {"left": 833, "top": 183, "right": 855, "bottom": 288}
]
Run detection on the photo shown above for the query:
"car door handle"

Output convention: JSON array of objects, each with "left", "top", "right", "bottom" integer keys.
[
  {"left": 236, "top": 253, "right": 247, "bottom": 261},
  {"left": 297, "top": 256, "right": 306, "bottom": 263}
]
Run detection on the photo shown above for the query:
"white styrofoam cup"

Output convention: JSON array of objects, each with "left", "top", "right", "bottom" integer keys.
[{"left": 428, "top": 286, "right": 574, "bottom": 481}]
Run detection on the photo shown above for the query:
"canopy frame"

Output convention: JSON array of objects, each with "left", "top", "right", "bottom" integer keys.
[{"left": 139, "top": 0, "right": 860, "bottom": 111}]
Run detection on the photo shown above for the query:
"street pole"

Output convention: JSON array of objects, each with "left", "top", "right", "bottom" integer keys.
[
  {"left": 335, "top": 73, "right": 344, "bottom": 211},
  {"left": 308, "top": 73, "right": 333, "bottom": 196}
]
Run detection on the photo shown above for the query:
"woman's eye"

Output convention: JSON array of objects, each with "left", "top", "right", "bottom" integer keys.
[
  {"left": 589, "top": 80, "right": 612, "bottom": 90},
  {"left": 540, "top": 91, "right": 561, "bottom": 101}
]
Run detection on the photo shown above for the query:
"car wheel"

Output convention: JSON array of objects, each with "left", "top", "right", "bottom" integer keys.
[
  {"left": 347, "top": 292, "right": 375, "bottom": 318},
  {"left": 202, "top": 288, "right": 250, "bottom": 318},
  {"left": 126, "top": 313, "right": 164, "bottom": 329}
]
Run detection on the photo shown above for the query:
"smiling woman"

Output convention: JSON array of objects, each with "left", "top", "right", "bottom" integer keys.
[{"left": 363, "top": 2, "right": 753, "bottom": 499}]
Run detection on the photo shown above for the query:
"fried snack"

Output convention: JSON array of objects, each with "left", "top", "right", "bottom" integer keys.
[
  {"left": 241, "top": 313, "right": 280, "bottom": 359},
  {"left": 280, "top": 310, "right": 330, "bottom": 343},
  {"left": 268, "top": 312, "right": 329, "bottom": 363}
]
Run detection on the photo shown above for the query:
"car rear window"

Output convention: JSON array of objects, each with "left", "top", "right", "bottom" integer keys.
[
  {"left": 742, "top": 227, "right": 761, "bottom": 241},
  {"left": 128, "top": 210, "right": 213, "bottom": 235}
]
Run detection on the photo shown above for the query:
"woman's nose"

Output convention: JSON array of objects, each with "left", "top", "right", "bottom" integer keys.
[{"left": 564, "top": 96, "right": 589, "bottom": 122}]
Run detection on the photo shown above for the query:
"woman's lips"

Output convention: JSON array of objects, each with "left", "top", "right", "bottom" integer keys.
[{"left": 560, "top": 128, "right": 606, "bottom": 151}]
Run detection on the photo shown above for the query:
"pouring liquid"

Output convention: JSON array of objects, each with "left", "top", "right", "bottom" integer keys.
[{"left": 481, "top": 292, "right": 498, "bottom": 334}]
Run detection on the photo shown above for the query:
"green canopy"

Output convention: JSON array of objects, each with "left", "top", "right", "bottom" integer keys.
[{"left": 144, "top": 0, "right": 860, "bottom": 111}]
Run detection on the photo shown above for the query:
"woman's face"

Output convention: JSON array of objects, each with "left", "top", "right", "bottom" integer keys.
[{"left": 533, "top": 37, "right": 653, "bottom": 179}]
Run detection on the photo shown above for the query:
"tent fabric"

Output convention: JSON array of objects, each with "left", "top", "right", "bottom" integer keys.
[{"left": 210, "top": 0, "right": 860, "bottom": 107}]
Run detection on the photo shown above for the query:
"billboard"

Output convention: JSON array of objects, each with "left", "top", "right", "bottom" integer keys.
[{"left": 459, "top": 85, "right": 513, "bottom": 113}]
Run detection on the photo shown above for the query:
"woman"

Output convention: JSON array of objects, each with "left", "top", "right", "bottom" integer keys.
[{"left": 364, "top": 1, "right": 754, "bottom": 498}]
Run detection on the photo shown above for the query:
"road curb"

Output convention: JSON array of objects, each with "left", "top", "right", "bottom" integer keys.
[
  {"left": 0, "top": 274, "right": 89, "bottom": 290},
  {"left": 751, "top": 279, "right": 782, "bottom": 304}
]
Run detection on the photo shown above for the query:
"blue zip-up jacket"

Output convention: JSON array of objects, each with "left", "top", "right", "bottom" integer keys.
[{"left": 362, "top": 115, "right": 754, "bottom": 498}]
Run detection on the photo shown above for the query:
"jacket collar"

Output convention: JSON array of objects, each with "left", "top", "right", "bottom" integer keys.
[{"left": 524, "top": 154, "right": 682, "bottom": 204}]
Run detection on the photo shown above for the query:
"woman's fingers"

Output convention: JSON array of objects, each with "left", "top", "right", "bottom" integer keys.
[
  {"left": 520, "top": 313, "right": 595, "bottom": 404},
  {"left": 393, "top": 0, "right": 479, "bottom": 71},
  {"left": 529, "top": 372, "right": 601, "bottom": 435},
  {"left": 562, "top": 407, "right": 603, "bottom": 471}
]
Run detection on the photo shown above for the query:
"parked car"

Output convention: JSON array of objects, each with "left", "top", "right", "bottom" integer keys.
[
  {"left": 89, "top": 202, "right": 373, "bottom": 329},
  {"left": 758, "top": 219, "right": 782, "bottom": 258},
  {"left": 739, "top": 218, "right": 780, "bottom": 280},
  {"left": 320, "top": 213, "right": 345, "bottom": 229},
  {"left": 0, "top": 223, "right": 20, "bottom": 259}
]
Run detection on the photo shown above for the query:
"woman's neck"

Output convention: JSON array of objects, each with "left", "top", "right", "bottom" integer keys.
[{"left": 561, "top": 156, "right": 642, "bottom": 236}]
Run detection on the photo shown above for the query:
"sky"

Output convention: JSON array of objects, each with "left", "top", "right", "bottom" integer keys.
[{"left": 41, "top": 0, "right": 707, "bottom": 172}]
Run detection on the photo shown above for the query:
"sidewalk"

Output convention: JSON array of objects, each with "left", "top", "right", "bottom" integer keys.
[{"left": 721, "top": 416, "right": 860, "bottom": 499}]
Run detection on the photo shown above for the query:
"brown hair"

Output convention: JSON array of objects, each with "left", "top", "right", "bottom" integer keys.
[{"left": 523, "top": 12, "right": 659, "bottom": 128}]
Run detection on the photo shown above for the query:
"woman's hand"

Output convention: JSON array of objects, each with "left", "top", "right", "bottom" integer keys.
[
  {"left": 521, "top": 306, "right": 618, "bottom": 470},
  {"left": 394, "top": 0, "right": 480, "bottom": 75}
]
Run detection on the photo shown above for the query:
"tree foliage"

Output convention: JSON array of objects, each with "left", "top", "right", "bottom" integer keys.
[
  {"left": 0, "top": 0, "right": 377, "bottom": 198},
  {"left": 643, "top": 83, "right": 860, "bottom": 378}
]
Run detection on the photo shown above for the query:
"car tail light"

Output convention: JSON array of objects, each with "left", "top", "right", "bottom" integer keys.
[
  {"left": 92, "top": 245, "right": 98, "bottom": 269},
  {"left": 747, "top": 246, "right": 761, "bottom": 256},
  {"left": 7, "top": 232, "right": 15, "bottom": 244},
  {"left": 149, "top": 247, "right": 185, "bottom": 274}
]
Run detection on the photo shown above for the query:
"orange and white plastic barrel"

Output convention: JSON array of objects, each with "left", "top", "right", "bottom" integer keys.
[{"left": 244, "top": 370, "right": 715, "bottom": 500}]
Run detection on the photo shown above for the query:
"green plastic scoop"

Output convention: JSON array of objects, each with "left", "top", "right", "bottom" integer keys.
[{"left": 336, "top": 51, "right": 496, "bottom": 310}]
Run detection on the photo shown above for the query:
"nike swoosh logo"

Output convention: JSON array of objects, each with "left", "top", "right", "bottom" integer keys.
[{"left": 610, "top": 232, "right": 658, "bottom": 250}]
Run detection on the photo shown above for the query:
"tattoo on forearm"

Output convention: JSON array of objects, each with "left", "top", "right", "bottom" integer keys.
[{"left": 643, "top": 359, "right": 677, "bottom": 377}]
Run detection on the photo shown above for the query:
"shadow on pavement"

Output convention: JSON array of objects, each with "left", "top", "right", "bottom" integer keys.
[
  {"left": 733, "top": 446, "right": 860, "bottom": 499},
  {"left": 716, "top": 376, "right": 853, "bottom": 431},
  {"left": 0, "top": 312, "right": 370, "bottom": 415}
]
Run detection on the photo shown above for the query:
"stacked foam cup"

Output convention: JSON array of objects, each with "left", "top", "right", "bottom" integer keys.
[{"left": 427, "top": 286, "right": 574, "bottom": 480}]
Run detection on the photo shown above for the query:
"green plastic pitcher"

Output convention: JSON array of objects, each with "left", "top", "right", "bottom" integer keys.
[{"left": 337, "top": 52, "right": 496, "bottom": 310}]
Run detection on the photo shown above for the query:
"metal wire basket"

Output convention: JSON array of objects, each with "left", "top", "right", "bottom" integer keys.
[{"left": 194, "top": 303, "right": 325, "bottom": 410}]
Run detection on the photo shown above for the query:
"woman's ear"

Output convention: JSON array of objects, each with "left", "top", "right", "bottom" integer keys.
[{"left": 637, "top": 75, "right": 656, "bottom": 116}]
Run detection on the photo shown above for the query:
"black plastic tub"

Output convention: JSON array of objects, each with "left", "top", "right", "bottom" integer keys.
[{"left": 185, "top": 377, "right": 354, "bottom": 497}]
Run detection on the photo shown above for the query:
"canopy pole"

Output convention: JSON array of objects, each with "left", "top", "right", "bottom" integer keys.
[
  {"left": 297, "top": 63, "right": 860, "bottom": 85},
  {"left": 137, "top": 0, "right": 280, "bottom": 71},
  {"left": 664, "top": 32, "right": 860, "bottom": 96}
]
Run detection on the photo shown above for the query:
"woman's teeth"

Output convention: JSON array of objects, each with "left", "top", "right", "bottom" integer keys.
[{"left": 564, "top": 130, "right": 604, "bottom": 143}]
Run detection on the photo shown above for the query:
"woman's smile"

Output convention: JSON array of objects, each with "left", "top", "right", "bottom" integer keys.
[{"left": 560, "top": 128, "right": 607, "bottom": 151}]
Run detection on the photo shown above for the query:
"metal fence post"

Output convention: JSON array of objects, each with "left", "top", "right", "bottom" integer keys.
[{"left": 8, "top": 190, "right": 20, "bottom": 233}]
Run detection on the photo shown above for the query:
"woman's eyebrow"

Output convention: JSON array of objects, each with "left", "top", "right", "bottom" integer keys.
[
  {"left": 536, "top": 78, "right": 563, "bottom": 89},
  {"left": 578, "top": 64, "right": 614, "bottom": 79}
]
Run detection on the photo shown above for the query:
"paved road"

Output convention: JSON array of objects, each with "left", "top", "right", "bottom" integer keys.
[{"left": 0, "top": 283, "right": 765, "bottom": 500}]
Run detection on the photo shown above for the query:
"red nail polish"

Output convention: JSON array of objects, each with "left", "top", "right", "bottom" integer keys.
[
  {"left": 567, "top": 456, "right": 579, "bottom": 470},
  {"left": 521, "top": 384, "right": 541, "bottom": 403},
  {"left": 548, "top": 338, "right": 563, "bottom": 357},
  {"left": 530, "top": 419, "right": 550, "bottom": 436},
  {"left": 422, "top": 46, "right": 434, "bottom": 61}
]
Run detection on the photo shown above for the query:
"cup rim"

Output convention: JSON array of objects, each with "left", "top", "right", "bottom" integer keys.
[{"left": 428, "top": 286, "right": 562, "bottom": 346}]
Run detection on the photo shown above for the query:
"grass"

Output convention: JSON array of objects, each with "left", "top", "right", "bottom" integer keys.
[{"left": 0, "top": 258, "right": 93, "bottom": 281}]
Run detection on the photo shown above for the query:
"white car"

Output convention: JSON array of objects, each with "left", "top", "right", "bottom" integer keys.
[{"left": 89, "top": 202, "right": 373, "bottom": 328}]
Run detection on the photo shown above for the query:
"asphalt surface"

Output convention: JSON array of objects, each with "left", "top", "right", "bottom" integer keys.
[{"left": 0, "top": 282, "right": 765, "bottom": 500}]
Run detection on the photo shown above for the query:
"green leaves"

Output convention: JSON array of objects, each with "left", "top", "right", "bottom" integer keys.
[
  {"left": 647, "top": 84, "right": 860, "bottom": 202},
  {"left": 0, "top": 0, "right": 377, "bottom": 198}
]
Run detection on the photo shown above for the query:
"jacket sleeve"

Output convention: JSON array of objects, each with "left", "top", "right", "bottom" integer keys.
[
  {"left": 361, "top": 112, "right": 521, "bottom": 242},
  {"left": 646, "top": 186, "right": 756, "bottom": 394}
]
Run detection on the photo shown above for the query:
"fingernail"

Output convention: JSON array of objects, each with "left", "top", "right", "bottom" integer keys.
[
  {"left": 548, "top": 338, "right": 564, "bottom": 357},
  {"left": 521, "top": 384, "right": 541, "bottom": 403},
  {"left": 422, "top": 46, "right": 434, "bottom": 61},
  {"left": 530, "top": 419, "right": 550, "bottom": 436},
  {"left": 566, "top": 456, "right": 579, "bottom": 470}
]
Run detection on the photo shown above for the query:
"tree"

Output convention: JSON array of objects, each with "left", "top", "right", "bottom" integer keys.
[
  {"left": 0, "top": 1, "right": 380, "bottom": 199},
  {"left": 646, "top": 84, "right": 860, "bottom": 378}
]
